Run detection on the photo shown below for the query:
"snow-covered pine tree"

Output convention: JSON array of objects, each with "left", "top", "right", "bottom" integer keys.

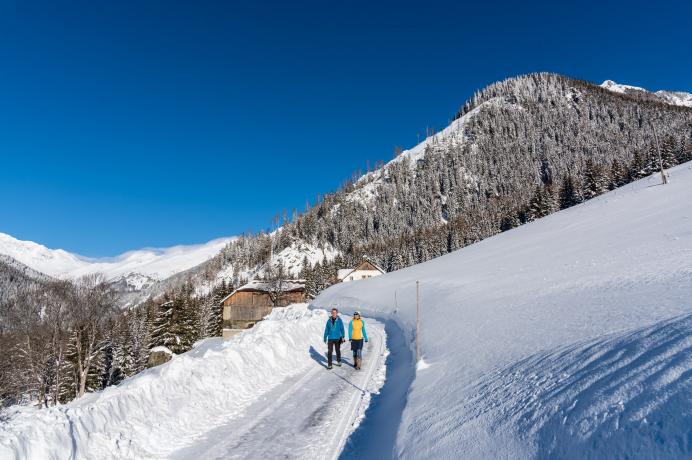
[
  {"left": 609, "top": 158, "right": 628, "bottom": 190},
  {"left": 582, "top": 158, "right": 608, "bottom": 200},
  {"left": 149, "top": 299, "right": 175, "bottom": 351},
  {"left": 660, "top": 135, "right": 678, "bottom": 169},
  {"left": 558, "top": 174, "right": 582, "bottom": 209},
  {"left": 527, "top": 185, "right": 556, "bottom": 221},
  {"left": 629, "top": 149, "right": 647, "bottom": 180}
]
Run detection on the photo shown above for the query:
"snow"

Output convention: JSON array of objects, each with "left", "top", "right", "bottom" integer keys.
[
  {"left": 601, "top": 79, "right": 692, "bottom": 107},
  {"left": 600, "top": 79, "right": 646, "bottom": 94},
  {"left": 0, "top": 233, "right": 234, "bottom": 286},
  {"left": 315, "top": 162, "right": 692, "bottom": 458},
  {"left": 149, "top": 346, "right": 173, "bottom": 355},
  {"left": 0, "top": 305, "right": 388, "bottom": 460}
]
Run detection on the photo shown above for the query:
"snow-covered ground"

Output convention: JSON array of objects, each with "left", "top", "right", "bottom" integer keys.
[
  {"left": 0, "top": 232, "right": 233, "bottom": 289},
  {"left": 0, "top": 305, "right": 387, "bottom": 460},
  {"left": 315, "top": 162, "right": 692, "bottom": 458}
]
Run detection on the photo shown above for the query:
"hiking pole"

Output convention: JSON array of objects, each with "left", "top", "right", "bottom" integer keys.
[{"left": 416, "top": 280, "right": 421, "bottom": 363}]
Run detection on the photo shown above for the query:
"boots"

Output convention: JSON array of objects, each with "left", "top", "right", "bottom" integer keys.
[{"left": 354, "top": 356, "right": 361, "bottom": 370}]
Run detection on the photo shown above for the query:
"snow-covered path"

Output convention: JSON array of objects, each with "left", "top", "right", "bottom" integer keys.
[
  {"left": 171, "top": 320, "right": 387, "bottom": 460},
  {"left": 0, "top": 306, "right": 387, "bottom": 460}
]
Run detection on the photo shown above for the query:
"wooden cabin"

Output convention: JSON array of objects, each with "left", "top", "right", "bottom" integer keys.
[
  {"left": 337, "top": 259, "right": 386, "bottom": 283},
  {"left": 221, "top": 279, "right": 305, "bottom": 336}
]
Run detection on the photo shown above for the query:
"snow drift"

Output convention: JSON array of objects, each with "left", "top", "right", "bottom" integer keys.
[
  {"left": 0, "top": 305, "right": 327, "bottom": 460},
  {"left": 315, "top": 162, "right": 692, "bottom": 458}
]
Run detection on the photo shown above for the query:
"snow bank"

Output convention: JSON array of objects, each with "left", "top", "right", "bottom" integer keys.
[
  {"left": 315, "top": 163, "right": 692, "bottom": 458},
  {"left": 0, "top": 304, "right": 327, "bottom": 460}
]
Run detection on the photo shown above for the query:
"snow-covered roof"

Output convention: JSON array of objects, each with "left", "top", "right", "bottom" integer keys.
[
  {"left": 338, "top": 261, "right": 385, "bottom": 281},
  {"left": 220, "top": 279, "right": 306, "bottom": 303},
  {"left": 337, "top": 269, "right": 354, "bottom": 280},
  {"left": 149, "top": 346, "right": 173, "bottom": 355}
]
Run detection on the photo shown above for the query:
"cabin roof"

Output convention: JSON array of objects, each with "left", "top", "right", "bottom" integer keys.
[
  {"left": 219, "top": 279, "right": 306, "bottom": 304},
  {"left": 337, "top": 260, "right": 386, "bottom": 280}
]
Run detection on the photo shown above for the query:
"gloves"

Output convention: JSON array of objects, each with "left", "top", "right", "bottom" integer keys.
[{"left": 365, "top": 339, "right": 369, "bottom": 342}]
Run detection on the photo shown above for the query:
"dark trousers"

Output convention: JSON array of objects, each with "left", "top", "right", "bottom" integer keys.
[
  {"left": 351, "top": 339, "right": 364, "bottom": 359},
  {"left": 327, "top": 339, "right": 342, "bottom": 365}
]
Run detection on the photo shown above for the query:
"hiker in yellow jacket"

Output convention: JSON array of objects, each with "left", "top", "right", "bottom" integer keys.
[{"left": 348, "top": 311, "right": 369, "bottom": 370}]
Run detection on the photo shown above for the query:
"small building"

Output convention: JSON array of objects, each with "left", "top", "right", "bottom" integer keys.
[
  {"left": 337, "top": 260, "right": 385, "bottom": 283},
  {"left": 221, "top": 279, "right": 305, "bottom": 339}
]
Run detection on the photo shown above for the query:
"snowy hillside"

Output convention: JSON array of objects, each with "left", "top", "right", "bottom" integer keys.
[
  {"left": 315, "top": 162, "right": 692, "bottom": 458},
  {"left": 0, "top": 305, "right": 387, "bottom": 460},
  {"left": 601, "top": 79, "right": 692, "bottom": 107},
  {"left": 0, "top": 232, "right": 233, "bottom": 291}
]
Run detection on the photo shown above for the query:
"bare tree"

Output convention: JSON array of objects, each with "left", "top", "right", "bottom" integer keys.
[
  {"left": 264, "top": 262, "right": 286, "bottom": 307},
  {"left": 67, "top": 275, "right": 116, "bottom": 399}
]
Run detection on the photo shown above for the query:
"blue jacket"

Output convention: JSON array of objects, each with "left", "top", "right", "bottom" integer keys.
[
  {"left": 324, "top": 316, "right": 345, "bottom": 341},
  {"left": 348, "top": 319, "right": 369, "bottom": 341}
]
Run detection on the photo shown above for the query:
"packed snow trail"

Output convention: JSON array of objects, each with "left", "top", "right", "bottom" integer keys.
[
  {"left": 316, "top": 163, "right": 692, "bottom": 458},
  {"left": 0, "top": 305, "right": 387, "bottom": 460},
  {"left": 170, "top": 319, "right": 386, "bottom": 460}
]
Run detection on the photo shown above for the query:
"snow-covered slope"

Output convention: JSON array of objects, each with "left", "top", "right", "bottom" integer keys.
[
  {"left": 0, "top": 232, "right": 233, "bottom": 290},
  {"left": 601, "top": 79, "right": 692, "bottom": 107},
  {"left": 315, "top": 162, "right": 692, "bottom": 458}
]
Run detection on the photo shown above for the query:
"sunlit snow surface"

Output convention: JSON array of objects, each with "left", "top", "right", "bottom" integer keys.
[{"left": 316, "top": 162, "right": 692, "bottom": 458}]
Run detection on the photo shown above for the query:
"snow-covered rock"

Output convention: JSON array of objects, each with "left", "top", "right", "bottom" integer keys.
[{"left": 316, "top": 162, "right": 692, "bottom": 458}]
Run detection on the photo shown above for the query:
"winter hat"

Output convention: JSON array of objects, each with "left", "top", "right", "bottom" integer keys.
[{"left": 353, "top": 311, "right": 361, "bottom": 316}]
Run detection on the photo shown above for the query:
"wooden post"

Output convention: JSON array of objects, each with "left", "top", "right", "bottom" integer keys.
[
  {"left": 416, "top": 281, "right": 421, "bottom": 363},
  {"left": 649, "top": 120, "right": 668, "bottom": 185}
]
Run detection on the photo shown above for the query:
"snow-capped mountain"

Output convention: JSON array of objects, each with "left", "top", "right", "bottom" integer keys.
[
  {"left": 0, "top": 232, "right": 234, "bottom": 292},
  {"left": 601, "top": 79, "right": 692, "bottom": 107}
]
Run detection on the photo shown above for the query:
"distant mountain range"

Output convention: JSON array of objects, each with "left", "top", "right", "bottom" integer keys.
[{"left": 0, "top": 232, "right": 233, "bottom": 304}]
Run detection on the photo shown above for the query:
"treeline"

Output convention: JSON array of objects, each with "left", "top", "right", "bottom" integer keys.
[{"left": 0, "top": 276, "right": 233, "bottom": 409}]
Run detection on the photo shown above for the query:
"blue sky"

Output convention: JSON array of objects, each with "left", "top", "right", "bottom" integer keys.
[{"left": 1, "top": 0, "right": 690, "bottom": 256}]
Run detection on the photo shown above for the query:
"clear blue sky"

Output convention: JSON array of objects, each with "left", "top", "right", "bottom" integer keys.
[{"left": 1, "top": 0, "right": 690, "bottom": 256}]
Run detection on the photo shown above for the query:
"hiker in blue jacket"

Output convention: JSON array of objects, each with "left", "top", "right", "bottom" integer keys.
[{"left": 323, "top": 308, "right": 345, "bottom": 369}]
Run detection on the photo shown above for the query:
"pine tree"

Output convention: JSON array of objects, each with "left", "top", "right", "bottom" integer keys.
[
  {"left": 526, "top": 185, "right": 556, "bottom": 221},
  {"left": 608, "top": 158, "right": 627, "bottom": 190},
  {"left": 582, "top": 159, "right": 608, "bottom": 200},
  {"left": 149, "top": 300, "right": 175, "bottom": 351},
  {"left": 660, "top": 135, "right": 677, "bottom": 169},
  {"left": 558, "top": 174, "right": 581, "bottom": 209},
  {"left": 629, "top": 149, "right": 646, "bottom": 180}
]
